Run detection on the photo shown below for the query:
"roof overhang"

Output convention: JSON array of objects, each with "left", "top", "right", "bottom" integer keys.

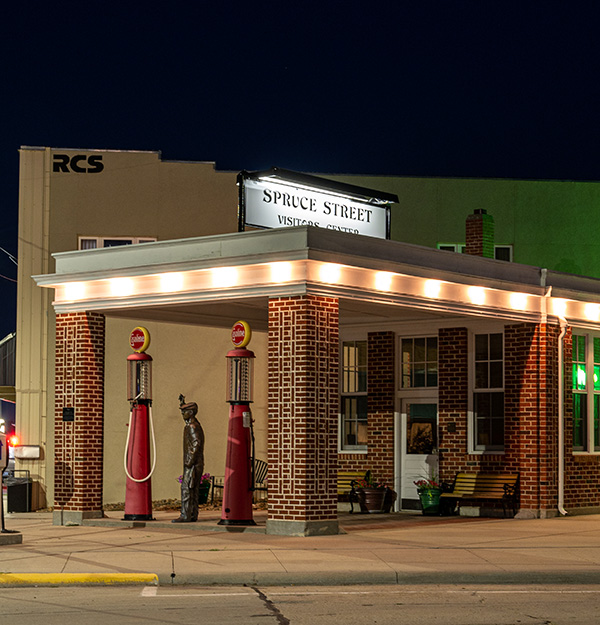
[{"left": 33, "top": 226, "right": 600, "bottom": 330}]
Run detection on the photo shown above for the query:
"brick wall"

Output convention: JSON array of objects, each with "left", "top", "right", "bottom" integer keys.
[
  {"left": 338, "top": 331, "right": 395, "bottom": 484},
  {"left": 267, "top": 295, "right": 339, "bottom": 524},
  {"left": 505, "top": 323, "right": 559, "bottom": 511},
  {"left": 439, "top": 323, "right": 560, "bottom": 514},
  {"left": 438, "top": 327, "right": 469, "bottom": 481},
  {"left": 54, "top": 312, "right": 105, "bottom": 515}
]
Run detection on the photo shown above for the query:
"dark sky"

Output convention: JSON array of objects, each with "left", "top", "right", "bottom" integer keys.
[{"left": 1, "top": 2, "right": 599, "bottom": 338}]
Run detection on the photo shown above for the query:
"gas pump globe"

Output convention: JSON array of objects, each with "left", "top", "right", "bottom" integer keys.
[
  {"left": 123, "top": 327, "right": 156, "bottom": 521},
  {"left": 219, "top": 321, "right": 257, "bottom": 526}
]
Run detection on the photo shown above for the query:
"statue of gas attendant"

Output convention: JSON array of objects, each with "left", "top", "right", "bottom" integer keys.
[{"left": 172, "top": 395, "right": 205, "bottom": 523}]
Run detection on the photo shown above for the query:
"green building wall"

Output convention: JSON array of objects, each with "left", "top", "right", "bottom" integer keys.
[{"left": 329, "top": 174, "right": 600, "bottom": 278}]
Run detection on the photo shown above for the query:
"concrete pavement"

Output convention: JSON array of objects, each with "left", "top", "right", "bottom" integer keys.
[{"left": 1, "top": 509, "right": 600, "bottom": 587}]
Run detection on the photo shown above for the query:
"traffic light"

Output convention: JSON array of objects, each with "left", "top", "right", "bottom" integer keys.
[{"left": 7, "top": 434, "right": 19, "bottom": 447}]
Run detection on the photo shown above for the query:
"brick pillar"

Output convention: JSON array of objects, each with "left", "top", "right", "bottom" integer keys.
[
  {"left": 53, "top": 312, "right": 105, "bottom": 525},
  {"left": 367, "top": 331, "right": 395, "bottom": 484},
  {"left": 465, "top": 209, "right": 494, "bottom": 258},
  {"left": 505, "top": 323, "right": 559, "bottom": 517},
  {"left": 267, "top": 295, "right": 339, "bottom": 536},
  {"left": 437, "top": 328, "right": 469, "bottom": 482}
]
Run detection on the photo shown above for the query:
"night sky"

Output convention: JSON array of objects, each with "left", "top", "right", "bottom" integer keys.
[{"left": 1, "top": 3, "right": 599, "bottom": 339}]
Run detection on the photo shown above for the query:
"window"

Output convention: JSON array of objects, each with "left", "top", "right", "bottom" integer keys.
[
  {"left": 437, "top": 243, "right": 513, "bottom": 261},
  {"left": 340, "top": 341, "right": 367, "bottom": 451},
  {"left": 571, "top": 333, "right": 600, "bottom": 452},
  {"left": 473, "top": 333, "right": 504, "bottom": 451},
  {"left": 78, "top": 236, "right": 156, "bottom": 250},
  {"left": 401, "top": 337, "right": 438, "bottom": 388}
]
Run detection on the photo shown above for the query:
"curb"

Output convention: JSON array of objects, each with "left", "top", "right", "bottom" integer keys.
[{"left": 0, "top": 573, "right": 159, "bottom": 587}]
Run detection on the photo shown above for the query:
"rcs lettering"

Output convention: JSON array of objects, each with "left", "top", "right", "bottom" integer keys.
[{"left": 53, "top": 154, "right": 104, "bottom": 174}]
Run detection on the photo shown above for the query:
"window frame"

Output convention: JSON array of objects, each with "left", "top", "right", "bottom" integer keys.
[
  {"left": 78, "top": 236, "right": 156, "bottom": 250},
  {"left": 436, "top": 242, "right": 513, "bottom": 261},
  {"left": 469, "top": 330, "right": 505, "bottom": 453},
  {"left": 400, "top": 335, "right": 439, "bottom": 389},
  {"left": 339, "top": 339, "right": 368, "bottom": 453},
  {"left": 571, "top": 331, "right": 600, "bottom": 454}
]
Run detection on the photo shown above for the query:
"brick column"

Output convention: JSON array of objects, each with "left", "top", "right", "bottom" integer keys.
[
  {"left": 505, "top": 323, "right": 559, "bottom": 517},
  {"left": 437, "top": 327, "right": 469, "bottom": 482},
  {"left": 267, "top": 295, "right": 339, "bottom": 536},
  {"left": 366, "top": 331, "right": 395, "bottom": 483},
  {"left": 53, "top": 312, "right": 105, "bottom": 525}
]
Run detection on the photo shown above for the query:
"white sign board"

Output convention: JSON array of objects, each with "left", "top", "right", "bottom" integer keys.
[{"left": 243, "top": 178, "right": 389, "bottom": 239}]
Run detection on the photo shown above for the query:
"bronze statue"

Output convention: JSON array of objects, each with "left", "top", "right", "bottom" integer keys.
[{"left": 172, "top": 395, "right": 205, "bottom": 523}]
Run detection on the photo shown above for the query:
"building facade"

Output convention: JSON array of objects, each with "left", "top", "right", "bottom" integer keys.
[{"left": 17, "top": 146, "right": 600, "bottom": 530}]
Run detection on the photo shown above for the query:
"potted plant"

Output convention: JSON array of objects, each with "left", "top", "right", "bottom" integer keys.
[
  {"left": 414, "top": 477, "right": 442, "bottom": 515},
  {"left": 354, "top": 471, "right": 397, "bottom": 513},
  {"left": 178, "top": 472, "right": 212, "bottom": 504}
]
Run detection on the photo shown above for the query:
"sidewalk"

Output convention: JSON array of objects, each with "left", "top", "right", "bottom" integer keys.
[{"left": 1, "top": 509, "right": 600, "bottom": 587}]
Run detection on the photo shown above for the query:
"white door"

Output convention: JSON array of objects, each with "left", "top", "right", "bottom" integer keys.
[{"left": 400, "top": 399, "right": 439, "bottom": 508}]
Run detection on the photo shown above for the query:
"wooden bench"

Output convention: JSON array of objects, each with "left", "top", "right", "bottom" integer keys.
[
  {"left": 440, "top": 472, "right": 519, "bottom": 517},
  {"left": 337, "top": 470, "right": 367, "bottom": 513}
]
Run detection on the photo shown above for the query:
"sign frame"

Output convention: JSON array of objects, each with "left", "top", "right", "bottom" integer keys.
[{"left": 238, "top": 168, "right": 397, "bottom": 240}]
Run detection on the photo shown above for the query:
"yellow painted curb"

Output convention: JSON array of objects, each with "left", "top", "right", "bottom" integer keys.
[{"left": 0, "top": 573, "right": 159, "bottom": 586}]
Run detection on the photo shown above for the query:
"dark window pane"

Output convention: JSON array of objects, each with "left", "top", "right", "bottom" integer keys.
[
  {"left": 414, "top": 338, "right": 426, "bottom": 362},
  {"left": 357, "top": 371, "right": 367, "bottom": 393},
  {"left": 491, "top": 417, "right": 505, "bottom": 446},
  {"left": 475, "top": 393, "right": 491, "bottom": 416},
  {"left": 573, "top": 393, "right": 587, "bottom": 449},
  {"left": 475, "top": 334, "right": 488, "bottom": 360},
  {"left": 103, "top": 239, "right": 132, "bottom": 247},
  {"left": 475, "top": 362, "right": 488, "bottom": 388},
  {"left": 427, "top": 337, "right": 438, "bottom": 362},
  {"left": 427, "top": 363, "right": 438, "bottom": 387},
  {"left": 489, "top": 333, "right": 503, "bottom": 360},
  {"left": 357, "top": 341, "right": 367, "bottom": 367},
  {"left": 489, "top": 362, "right": 503, "bottom": 388},
  {"left": 413, "top": 364, "right": 426, "bottom": 387},
  {"left": 491, "top": 392, "right": 505, "bottom": 416},
  {"left": 595, "top": 338, "right": 600, "bottom": 364},
  {"left": 476, "top": 417, "right": 491, "bottom": 447}
]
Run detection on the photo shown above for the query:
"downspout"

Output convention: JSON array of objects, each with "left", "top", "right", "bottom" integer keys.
[
  {"left": 557, "top": 316, "right": 569, "bottom": 516},
  {"left": 541, "top": 268, "right": 568, "bottom": 516}
]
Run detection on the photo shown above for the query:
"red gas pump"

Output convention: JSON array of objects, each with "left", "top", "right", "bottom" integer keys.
[
  {"left": 219, "top": 320, "right": 256, "bottom": 526},
  {"left": 123, "top": 327, "right": 155, "bottom": 521}
]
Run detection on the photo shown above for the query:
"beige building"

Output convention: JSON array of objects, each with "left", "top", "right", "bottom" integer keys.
[{"left": 17, "top": 147, "right": 269, "bottom": 507}]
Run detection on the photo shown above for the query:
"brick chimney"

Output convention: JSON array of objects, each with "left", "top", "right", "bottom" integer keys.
[{"left": 465, "top": 209, "right": 494, "bottom": 258}]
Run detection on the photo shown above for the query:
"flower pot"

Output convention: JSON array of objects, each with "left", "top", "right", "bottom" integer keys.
[
  {"left": 198, "top": 483, "right": 211, "bottom": 504},
  {"left": 357, "top": 487, "right": 397, "bottom": 513},
  {"left": 418, "top": 488, "right": 441, "bottom": 515}
]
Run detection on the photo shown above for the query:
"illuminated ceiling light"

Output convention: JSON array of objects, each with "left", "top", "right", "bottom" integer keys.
[
  {"left": 64, "top": 282, "right": 86, "bottom": 301},
  {"left": 585, "top": 303, "right": 600, "bottom": 322},
  {"left": 212, "top": 266, "right": 238, "bottom": 288},
  {"left": 109, "top": 277, "right": 134, "bottom": 297},
  {"left": 375, "top": 271, "right": 393, "bottom": 291},
  {"left": 319, "top": 263, "right": 341, "bottom": 284},
  {"left": 552, "top": 298, "right": 568, "bottom": 318},
  {"left": 159, "top": 272, "right": 184, "bottom": 293},
  {"left": 424, "top": 280, "right": 442, "bottom": 299},
  {"left": 467, "top": 286, "right": 486, "bottom": 306},
  {"left": 270, "top": 262, "right": 293, "bottom": 283},
  {"left": 510, "top": 292, "right": 528, "bottom": 310}
]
